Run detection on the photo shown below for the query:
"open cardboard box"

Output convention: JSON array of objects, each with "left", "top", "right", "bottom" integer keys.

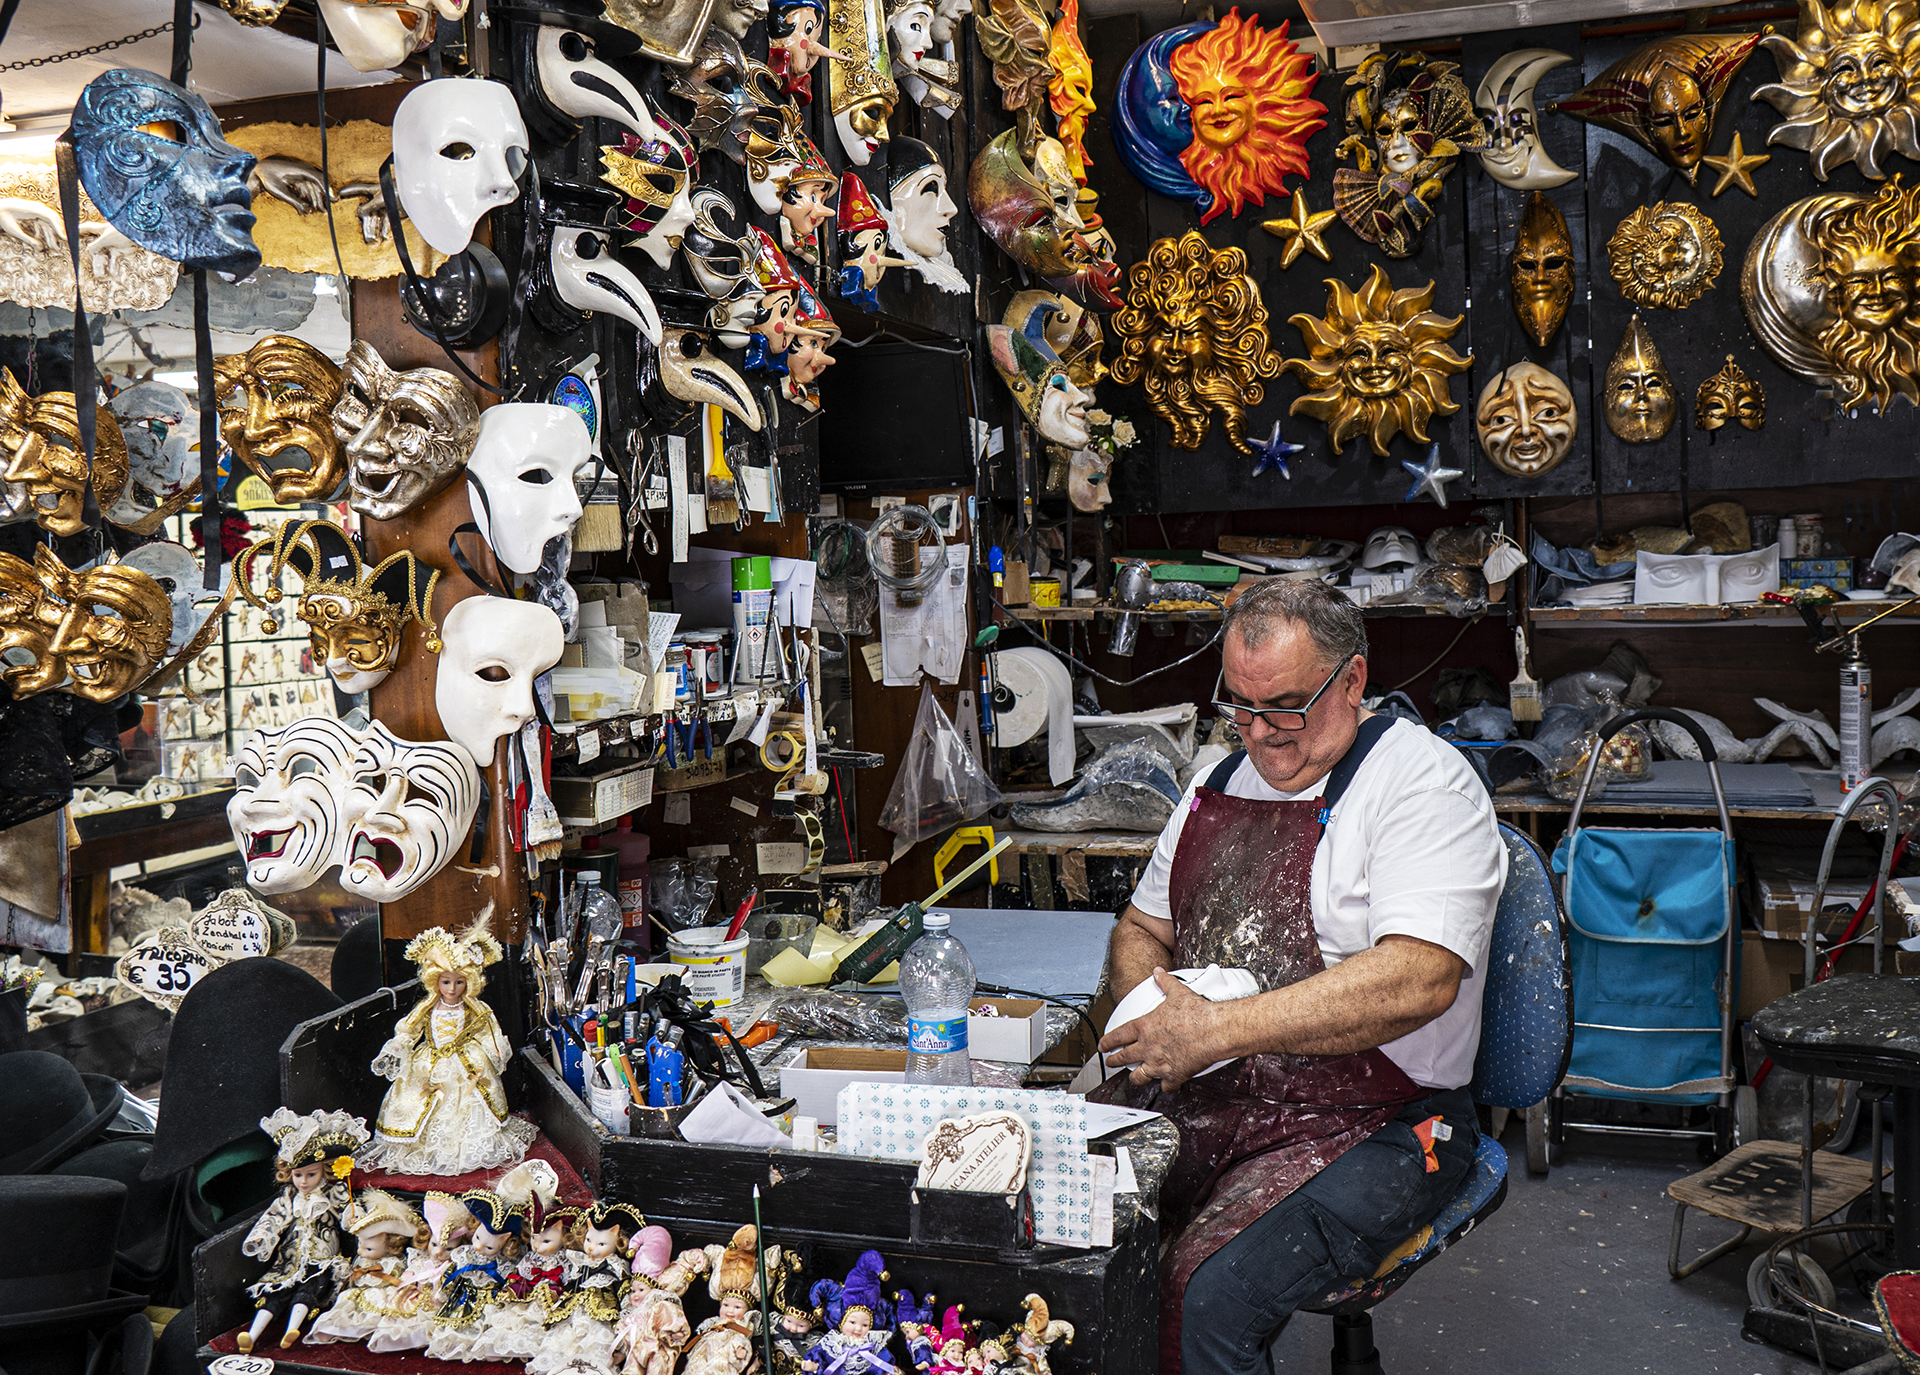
[
  {"left": 970, "top": 997, "right": 1047, "bottom": 1063},
  {"left": 778, "top": 1046, "right": 907, "bottom": 1123}
]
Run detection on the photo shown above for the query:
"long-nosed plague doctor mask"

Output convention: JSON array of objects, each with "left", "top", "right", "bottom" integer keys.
[
  {"left": 465, "top": 404, "right": 593, "bottom": 575},
  {"left": 318, "top": 0, "right": 469, "bottom": 73}
]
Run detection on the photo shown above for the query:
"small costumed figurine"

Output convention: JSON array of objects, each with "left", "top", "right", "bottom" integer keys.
[
  {"left": 362, "top": 919, "right": 537, "bottom": 1177},
  {"left": 305, "top": 1189, "right": 425, "bottom": 1344},
  {"left": 684, "top": 1225, "right": 769, "bottom": 1375},
  {"left": 527, "top": 1200, "right": 648, "bottom": 1375},
  {"left": 894, "top": 1289, "right": 937, "bottom": 1373},
  {"left": 238, "top": 1109, "right": 370, "bottom": 1351},
  {"left": 994, "top": 1296, "right": 1073, "bottom": 1375},
  {"left": 612, "top": 1225, "right": 712, "bottom": 1375},
  {"left": 425, "top": 1190, "right": 525, "bottom": 1361},
  {"left": 804, "top": 1252, "right": 900, "bottom": 1375},
  {"left": 480, "top": 1169, "right": 579, "bottom": 1361},
  {"left": 834, "top": 176, "right": 890, "bottom": 313},
  {"left": 768, "top": 1254, "right": 822, "bottom": 1375},
  {"left": 927, "top": 1308, "right": 974, "bottom": 1375},
  {"left": 367, "top": 1192, "right": 473, "bottom": 1352}
]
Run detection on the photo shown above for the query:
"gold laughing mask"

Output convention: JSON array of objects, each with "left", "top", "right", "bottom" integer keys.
[
  {"left": 1695, "top": 355, "right": 1767, "bottom": 431},
  {"left": 1606, "top": 201, "right": 1723, "bottom": 310},
  {"left": 212, "top": 335, "right": 345, "bottom": 504},
  {"left": 1511, "top": 192, "right": 1574, "bottom": 348},
  {"left": 0, "top": 544, "right": 172, "bottom": 702},
  {"left": 0, "top": 369, "right": 130, "bottom": 537},
  {"left": 236, "top": 519, "right": 439, "bottom": 697},
  {"left": 1604, "top": 315, "right": 1677, "bottom": 443}
]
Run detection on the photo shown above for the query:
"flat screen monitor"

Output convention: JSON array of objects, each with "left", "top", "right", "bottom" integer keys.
[{"left": 817, "top": 340, "right": 975, "bottom": 493}]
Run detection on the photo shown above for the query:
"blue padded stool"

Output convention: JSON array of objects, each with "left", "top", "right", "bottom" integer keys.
[{"left": 1302, "top": 823, "right": 1573, "bottom": 1374}]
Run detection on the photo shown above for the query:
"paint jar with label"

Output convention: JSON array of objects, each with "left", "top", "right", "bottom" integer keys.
[
  {"left": 667, "top": 926, "right": 750, "bottom": 1006},
  {"left": 1793, "top": 513, "right": 1825, "bottom": 558},
  {"left": 1030, "top": 577, "right": 1061, "bottom": 608},
  {"left": 732, "top": 555, "right": 779, "bottom": 684},
  {"left": 664, "top": 641, "right": 693, "bottom": 702}
]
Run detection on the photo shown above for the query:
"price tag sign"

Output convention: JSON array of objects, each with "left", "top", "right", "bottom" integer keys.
[
  {"left": 209, "top": 1356, "right": 275, "bottom": 1375},
  {"left": 115, "top": 934, "right": 217, "bottom": 1012}
]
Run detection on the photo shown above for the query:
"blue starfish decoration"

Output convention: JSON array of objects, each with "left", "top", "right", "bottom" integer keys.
[
  {"left": 1248, "top": 419, "right": 1304, "bottom": 478},
  {"left": 1401, "top": 443, "right": 1464, "bottom": 508}
]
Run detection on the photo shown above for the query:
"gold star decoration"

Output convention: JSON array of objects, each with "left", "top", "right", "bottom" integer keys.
[
  {"left": 1702, "top": 132, "right": 1770, "bottom": 198},
  {"left": 1260, "top": 188, "right": 1337, "bottom": 268}
]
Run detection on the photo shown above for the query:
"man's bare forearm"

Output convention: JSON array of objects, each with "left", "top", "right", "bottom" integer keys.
[
  {"left": 1216, "top": 936, "right": 1464, "bottom": 1060},
  {"left": 1108, "top": 905, "right": 1173, "bottom": 1002}
]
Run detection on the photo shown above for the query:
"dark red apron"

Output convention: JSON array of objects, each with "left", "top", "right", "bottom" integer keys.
[{"left": 1094, "top": 717, "right": 1425, "bottom": 1372}]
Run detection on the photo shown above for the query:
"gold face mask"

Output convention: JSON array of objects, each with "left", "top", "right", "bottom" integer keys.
[
  {"left": 1510, "top": 192, "right": 1574, "bottom": 348},
  {"left": 1604, "top": 315, "right": 1677, "bottom": 443},
  {"left": 0, "top": 545, "right": 172, "bottom": 702},
  {"left": 213, "top": 336, "right": 345, "bottom": 504},
  {"left": 0, "top": 369, "right": 131, "bottom": 538},
  {"left": 1606, "top": 201, "right": 1723, "bottom": 310},
  {"left": 1694, "top": 355, "right": 1766, "bottom": 431}
]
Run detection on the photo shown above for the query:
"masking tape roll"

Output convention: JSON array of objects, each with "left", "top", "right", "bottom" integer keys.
[{"left": 760, "top": 729, "right": 805, "bottom": 791}]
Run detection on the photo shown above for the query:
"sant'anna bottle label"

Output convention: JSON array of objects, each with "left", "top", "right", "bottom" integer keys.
[{"left": 908, "top": 1015, "right": 968, "bottom": 1055}]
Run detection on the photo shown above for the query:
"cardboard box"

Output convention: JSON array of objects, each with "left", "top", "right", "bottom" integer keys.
[
  {"left": 1739, "top": 931, "right": 1878, "bottom": 1019},
  {"left": 777, "top": 1047, "right": 907, "bottom": 1124},
  {"left": 1748, "top": 873, "right": 1872, "bottom": 940},
  {"left": 655, "top": 752, "right": 728, "bottom": 792},
  {"left": 968, "top": 997, "right": 1046, "bottom": 1064},
  {"left": 552, "top": 762, "right": 655, "bottom": 826}
]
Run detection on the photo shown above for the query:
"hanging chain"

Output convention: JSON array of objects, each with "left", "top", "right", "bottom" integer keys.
[{"left": 0, "top": 17, "right": 192, "bottom": 72}]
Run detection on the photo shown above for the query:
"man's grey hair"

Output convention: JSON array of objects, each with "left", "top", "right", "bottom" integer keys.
[{"left": 1222, "top": 579, "right": 1368, "bottom": 668}]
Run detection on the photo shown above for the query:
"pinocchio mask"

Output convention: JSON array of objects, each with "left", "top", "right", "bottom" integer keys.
[
  {"left": 1510, "top": 192, "right": 1573, "bottom": 349},
  {"left": 0, "top": 369, "right": 130, "bottom": 538},
  {"left": 213, "top": 335, "right": 345, "bottom": 503},
  {"left": 0, "top": 544, "right": 172, "bottom": 702}
]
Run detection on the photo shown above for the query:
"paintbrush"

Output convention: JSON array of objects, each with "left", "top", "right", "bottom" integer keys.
[
  {"left": 703, "top": 405, "right": 739, "bottom": 526},
  {"left": 1510, "top": 626, "right": 1542, "bottom": 724},
  {"left": 753, "top": 1184, "right": 774, "bottom": 1375}
]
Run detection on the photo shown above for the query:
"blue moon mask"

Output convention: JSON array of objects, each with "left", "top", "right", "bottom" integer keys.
[{"left": 68, "top": 69, "right": 260, "bottom": 279}]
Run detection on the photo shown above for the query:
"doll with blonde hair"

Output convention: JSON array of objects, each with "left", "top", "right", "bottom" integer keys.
[{"left": 306, "top": 1189, "right": 424, "bottom": 1344}]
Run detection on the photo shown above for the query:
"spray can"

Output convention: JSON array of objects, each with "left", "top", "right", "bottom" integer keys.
[
  {"left": 647, "top": 1026, "right": 686, "bottom": 1107},
  {"left": 731, "top": 555, "right": 777, "bottom": 684},
  {"left": 1840, "top": 635, "right": 1872, "bottom": 790}
]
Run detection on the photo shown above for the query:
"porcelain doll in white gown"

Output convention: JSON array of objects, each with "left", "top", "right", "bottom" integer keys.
[
  {"left": 611, "top": 1226, "right": 711, "bottom": 1375},
  {"left": 366, "top": 1193, "right": 472, "bottom": 1352},
  {"left": 306, "top": 1190, "right": 423, "bottom": 1343}
]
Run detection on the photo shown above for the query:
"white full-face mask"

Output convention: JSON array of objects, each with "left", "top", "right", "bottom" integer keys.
[
  {"left": 392, "top": 78, "right": 530, "bottom": 256},
  {"left": 227, "top": 717, "right": 363, "bottom": 894},
  {"left": 1362, "top": 526, "right": 1424, "bottom": 570},
  {"left": 551, "top": 228, "right": 663, "bottom": 344},
  {"left": 634, "top": 182, "right": 697, "bottom": 270},
  {"left": 891, "top": 165, "right": 957, "bottom": 260},
  {"left": 317, "top": 0, "right": 467, "bottom": 73},
  {"left": 466, "top": 404, "right": 592, "bottom": 575},
  {"left": 434, "top": 596, "right": 564, "bottom": 766},
  {"left": 1634, "top": 545, "right": 1780, "bottom": 606},
  {"left": 1037, "top": 374, "right": 1091, "bottom": 448},
  {"left": 535, "top": 27, "right": 664, "bottom": 142},
  {"left": 338, "top": 722, "right": 482, "bottom": 903},
  {"left": 106, "top": 381, "right": 200, "bottom": 528}
]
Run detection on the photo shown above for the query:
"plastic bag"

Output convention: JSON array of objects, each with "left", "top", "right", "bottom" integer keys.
[
  {"left": 767, "top": 990, "right": 908, "bottom": 1042},
  {"left": 1544, "top": 691, "right": 1652, "bottom": 801},
  {"left": 650, "top": 857, "right": 721, "bottom": 931},
  {"left": 878, "top": 685, "right": 1001, "bottom": 860}
]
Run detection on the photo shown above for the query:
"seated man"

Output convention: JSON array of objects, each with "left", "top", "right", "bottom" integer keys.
[{"left": 1095, "top": 579, "right": 1505, "bottom": 1374}]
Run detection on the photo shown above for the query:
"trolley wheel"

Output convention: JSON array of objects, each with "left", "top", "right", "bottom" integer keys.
[
  {"left": 1747, "top": 1249, "right": 1838, "bottom": 1312},
  {"left": 1525, "top": 1100, "right": 1550, "bottom": 1176},
  {"left": 1706, "top": 1105, "right": 1735, "bottom": 1162},
  {"left": 1734, "top": 1086, "right": 1759, "bottom": 1147},
  {"left": 1846, "top": 1193, "right": 1897, "bottom": 1291}
]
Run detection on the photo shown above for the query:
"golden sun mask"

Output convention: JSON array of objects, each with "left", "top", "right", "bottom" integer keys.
[
  {"left": 213, "top": 336, "right": 345, "bottom": 504},
  {"left": 1604, "top": 315, "right": 1677, "bottom": 443},
  {"left": 1607, "top": 201, "right": 1723, "bottom": 310},
  {"left": 1511, "top": 192, "right": 1574, "bottom": 348},
  {"left": 0, "top": 544, "right": 172, "bottom": 702},
  {"left": 0, "top": 369, "right": 130, "bottom": 538},
  {"left": 1757, "top": 0, "right": 1920, "bottom": 180},
  {"left": 1695, "top": 355, "right": 1767, "bottom": 431}
]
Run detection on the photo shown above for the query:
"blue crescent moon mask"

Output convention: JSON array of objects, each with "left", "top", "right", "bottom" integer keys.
[
  {"left": 68, "top": 68, "right": 260, "bottom": 279},
  {"left": 1113, "top": 20, "right": 1213, "bottom": 212}
]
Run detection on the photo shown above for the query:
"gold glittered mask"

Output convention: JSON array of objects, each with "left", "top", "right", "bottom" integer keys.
[
  {"left": 1604, "top": 315, "right": 1677, "bottom": 443},
  {"left": 213, "top": 336, "right": 345, "bottom": 504},
  {"left": 1110, "top": 230, "right": 1281, "bottom": 453},
  {"left": 1606, "top": 202, "right": 1723, "bottom": 310},
  {"left": 1695, "top": 355, "right": 1766, "bottom": 431},
  {"left": 1511, "top": 192, "right": 1574, "bottom": 348},
  {"left": 0, "top": 545, "right": 172, "bottom": 702},
  {"left": 1282, "top": 264, "right": 1473, "bottom": 457},
  {"left": 0, "top": 369, "right": 130, "bottom": 538},
  {"left": 1554, "top": 31, "right": 1766, "bottom": 181},
  {"left": 1004, "top": 289, "right": 1105, "bottom": 391},
  {"left": 1476, "top": 361, "right": 1577, "bottom": 478},
  {"left": 1334, "top": 51, "right": 1483, "bottom": 258},
  {"left": 828, "top": 0, "right": 898, "bottom": 163},
  {"left": 1756, "top": 0, "right": 1920, "bottom": 181}
]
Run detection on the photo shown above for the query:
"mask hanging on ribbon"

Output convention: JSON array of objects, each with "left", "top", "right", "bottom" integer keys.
[
  {"left": 0, "top": 368, "right": 130, "bottom": 537},
  {"left": 434, "top": 596, "right": 565, "bottom": 766}
]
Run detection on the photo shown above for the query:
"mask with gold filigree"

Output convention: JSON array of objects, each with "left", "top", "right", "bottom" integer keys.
[
  {"left": 0, "top": 369, "right": 131, "bottom": 538},
  {"left": 0, "top": 545, "right": 172, "bottom": 702},
  {"left": 1607, "top": 202, "right": 1723, "bottom": 311},
  {"left": 1695, "top": 355, "right": 1766, "bottom": 431},
  {"left": 236, "top": 520, "right": 439, "bottom": 697},
  {"left": 213, "top": 336, "right": 345, "bottom": 504},
  {"left": 828, "top": 0, "right": 897, "bottom": 166},
  {"left": 1555, "top": 31, "right": 1766, "bottom": 181}
]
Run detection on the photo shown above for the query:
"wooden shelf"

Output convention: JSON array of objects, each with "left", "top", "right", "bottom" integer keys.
[
  {"left": 551, "top": 686, "right": 790, "bottom": 760},
  {"left": 1002, "top": 602, "right": 1488, "bottom": 623},
  {"left": 999, "top": 828, "right": 1158, "bottom": 857},
  {"left": 1531, "top": 604, "right": 1920, "bottom": 627}
]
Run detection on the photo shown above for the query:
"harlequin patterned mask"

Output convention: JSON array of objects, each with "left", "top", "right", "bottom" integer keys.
[
  {"left": 339, "top": 723, "right": 483, "bottom": 903},
  {"left": 0, "top": 369, "right": 131, "bottom": 537},
  {"left": 1553, "top": 32, "right": 1764, "bottom": 182},
  {"left": 68, "top": 68, "right": 260, "bottom": 278},
  {"left": 333, "top": 340, "right": 479, "bottom": 522},
  {"left": 0, "top": 545, "right": 172, "bottom": 703},
  {"left": 228, "top": 716, "right": 363, "bottom": 893},
  {"left": 602, "top": 119, "right": 700, "bottom": 269},
  {"left": 1695, "top": 355, "right": 1766, "bottom": 431},
  {"left": 213, "top": 336, "right": 345, "bottom": 504}
]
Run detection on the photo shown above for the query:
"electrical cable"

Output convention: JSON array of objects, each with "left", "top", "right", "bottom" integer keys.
[
  {"left": 1384, "top": 615, "right": 1484, "bottom": 691},
  {"left": 988, "top": 594, "right": 1225, "bottom": 687},
  {"left": 867, "top": 503, "right": 945, "bottom": 600}
]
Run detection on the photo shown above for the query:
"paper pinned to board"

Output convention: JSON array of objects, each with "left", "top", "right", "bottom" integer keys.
[
  {"left": 880, "top": 545, "right": 968, "bottom": 687},
  {"left": 741, "top": 466, "right": 773, "bottom": 514},
  {"left": 667, "top": 436, "right": 690, "bottom": 562}
]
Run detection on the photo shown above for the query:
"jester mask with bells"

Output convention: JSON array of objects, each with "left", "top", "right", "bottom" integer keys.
[
  {"left": 0, "top": 369, "right": 130, "bottom": 537},
  {"left": 332, "top": 340, "right": 480, "bottom": 522},
  {"left": 989, "top": 322, "right": 1092, "bottom": 450},
  {"left": 1333, "top": 51, "right": 1483, "bottom": 259},
  {"left": 1606, "top": 201, "right": 1723, "bottom": 311},
  {"left": 235, "top": 519, "right": 441, "bottom": 696},
  {"left": 1604, "top": 315, "right": 1677, "bottom": 443},
  {"left": 1695, "top": 355, "right": 1766, "bottom": 431},
  {"left": 0, "top": 544, "right": 172, "bottom": 703},
  {"left": 1553, "top": 31, "right": 1765, "bottom": 182},
  {"left": 213, "top": 335, "right": 345, "bottom": 505},
  {"left": 1511, "top": 192, "right": 1574, "bottom": 348},
  {"left": 1112, "top": 231, "right": 1279, "bottom": 453},
  {"left": 1475, "top": 361, "right": 1577, "bottom": 478}
]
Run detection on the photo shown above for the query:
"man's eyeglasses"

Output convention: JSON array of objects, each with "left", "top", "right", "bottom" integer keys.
[{"left": 1210, "top": 654, "right": 1355, "bottom": 732}]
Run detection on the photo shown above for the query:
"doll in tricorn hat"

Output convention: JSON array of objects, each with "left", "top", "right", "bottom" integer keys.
[{"left": 238, "top": 1108, "right": 371, "bottom": 1351}]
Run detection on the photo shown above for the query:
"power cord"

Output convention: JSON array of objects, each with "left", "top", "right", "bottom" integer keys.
[
  {"left": 975, "top": 981, "right": 1107, "bottom": 1081},
  {"left": 988, "top": 595, "right": 1225, "bottom": 687}
]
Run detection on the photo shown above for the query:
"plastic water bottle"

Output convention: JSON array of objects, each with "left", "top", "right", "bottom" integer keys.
[{"left": 901, "top": 911, "right": 976, "bottom": 1085}]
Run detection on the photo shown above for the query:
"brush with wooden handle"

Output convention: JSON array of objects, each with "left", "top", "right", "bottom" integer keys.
[
  {"left": 1510, "top": 626, "right": 1541, "bottom": 724},
  {"left": 703, "top": 404, "right": 738, "bottom": 526}
]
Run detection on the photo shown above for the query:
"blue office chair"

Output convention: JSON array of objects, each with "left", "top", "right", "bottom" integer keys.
[{"left": 1302, "top": 822, "right": 1574, "bottom": 1374}]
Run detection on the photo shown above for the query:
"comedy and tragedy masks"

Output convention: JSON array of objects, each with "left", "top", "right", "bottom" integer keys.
[
  {"left": 1603, "top": 315, "right": 1677, "bottom": 442},
  {"left": 829, "top": 0, "right": 899, "bottom": 166},
  {"left": 213, "top": 335, "right": 344, "bottom": 504},
  {"left": 988, "top": 322, "right": 1093, "bottom": 449},
  {"left": 1475, "top": 49, "right": 1577, "bottom": 190},
  {"left": 1755, "top": 0, "right": 1920, "bottom": 181},
  {"left": 1283, "top": 264, "right": 1473, "bottom": 457},
  {"left": 333, "top": 340, "right": 480, "bottom": 523},
  {"left": 1743, "top": 177, "right": 1920, "bottom": 410},
  {"left": 0, "top": 545, "right": 172, "bottom": 703},
  {"left": 1553, "top": 31, "right": 1766, "bottom": 182},
  {"left": 1047, "top": 0, "right": 1094, "bottom": 170},
  {"left": 1004, "top": 289, "right": 1105, "bottom": 391},
  {"left": 1112, "top": 9, "right": 1325, "bottom": 225},
  {"left": 236, "top": 519, "right": 441, "bottom": 696},
  {"left": 890, "top": 0, "right": 961, "bottom": 114},
  {"left": 1333, "top": 51, "right": 1483, "bottom": 258},
  {"left": 0, "top": 369, "right": 130, "bottom": 537},
  {"left": 1511, "top": 192, "right": 1574, "bottom": 347},
  {"left": 1476, "top": 361, "right": 1577, "bottom": 478},
  {"left": 1606, "top": 201, "right": 1723, "bottom": 310},
  {"left": 1695, "top": 355, "right": 1767, "bottom": 430},
  {"left": 969, "top": 129, "right": 1121, "bottom": 306},
  {"left": 1111, "top": 230, "right": 1281, "bottom": 454}
]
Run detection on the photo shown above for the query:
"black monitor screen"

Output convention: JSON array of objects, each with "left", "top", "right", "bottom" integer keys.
[{"left": 816, "top": 341, "right": 975, "bottom": 493}]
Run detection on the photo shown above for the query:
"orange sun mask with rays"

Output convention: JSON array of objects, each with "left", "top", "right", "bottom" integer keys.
[
  {"left": 1048, "top": 0, "right": 1096, "bottom": 183},
  {"left": 1168, "top": 9, "right": 1325, "bottom": 225}
]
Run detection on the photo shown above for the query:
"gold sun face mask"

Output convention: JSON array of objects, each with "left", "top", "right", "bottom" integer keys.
[
  {"left": 0, "top": 545, "right": 172, "bottom": 702},
  {"left": 213, "top": 336, "right": 345, "bottom": 504},
  {"left": 0, "top": 369, "right": 131, "bottom": 537}
]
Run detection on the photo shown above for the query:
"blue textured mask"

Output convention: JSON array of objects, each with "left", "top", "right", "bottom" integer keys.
[{"left": 68, "top": 68, "right": 260, "bottom": 278}]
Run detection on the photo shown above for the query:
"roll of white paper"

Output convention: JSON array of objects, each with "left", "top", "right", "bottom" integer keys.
[{"left": 988, "top": 647, "right": 1076, "bottom": 786}]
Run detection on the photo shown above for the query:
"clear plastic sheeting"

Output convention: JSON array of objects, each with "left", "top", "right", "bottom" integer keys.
[{"left": 878, "top": 685, "right": 1001, "bottom": 859}]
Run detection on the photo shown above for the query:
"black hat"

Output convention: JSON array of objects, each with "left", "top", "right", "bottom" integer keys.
[
  {"left": 0, "top": 1052, "right": 124, "bottom": 1176},
  {"left": 54, "top": 1141, "right": 180, "bottom": 1297},
  {"left": 330, "top": 916, "right": 388, "bottom": 1006},
  {"left": 143, "top": 959, "right": 341, "bottom": 1181},
  {"left": 886, "top": 137, "right": 942, "bottom": 196},
  {"left": 0, "top": 1177, "right": 149, "bottom": 1335}
]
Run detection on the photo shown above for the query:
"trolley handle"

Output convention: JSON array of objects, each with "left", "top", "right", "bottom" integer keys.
[{"left": 1567, "top": 708, "right": 1731, "bottom": 836}]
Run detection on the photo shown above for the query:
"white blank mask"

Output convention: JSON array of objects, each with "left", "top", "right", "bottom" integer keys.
[
  {"left": 435, "top": 596, "right": 564, "bottom": 766},
  {"left": 465, "top": 404, "right": 593, "bottom": 575},
  {"left": 392, "top": 78, "right": 530, "bottom": 256}
]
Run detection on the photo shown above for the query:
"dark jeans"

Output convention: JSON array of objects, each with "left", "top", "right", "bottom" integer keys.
[{"left": 1180, "top": 1087, "right": 1479, "bottom": 1375}]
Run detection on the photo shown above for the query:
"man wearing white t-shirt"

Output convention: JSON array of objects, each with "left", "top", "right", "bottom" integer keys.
[{"left": 1093, "top": 579, "right": 1505, "bottom": 1374}]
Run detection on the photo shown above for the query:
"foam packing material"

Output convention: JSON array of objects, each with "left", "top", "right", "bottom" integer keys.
[{"left": 758, "top": 922, "right": 899, "bottom": 986}]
